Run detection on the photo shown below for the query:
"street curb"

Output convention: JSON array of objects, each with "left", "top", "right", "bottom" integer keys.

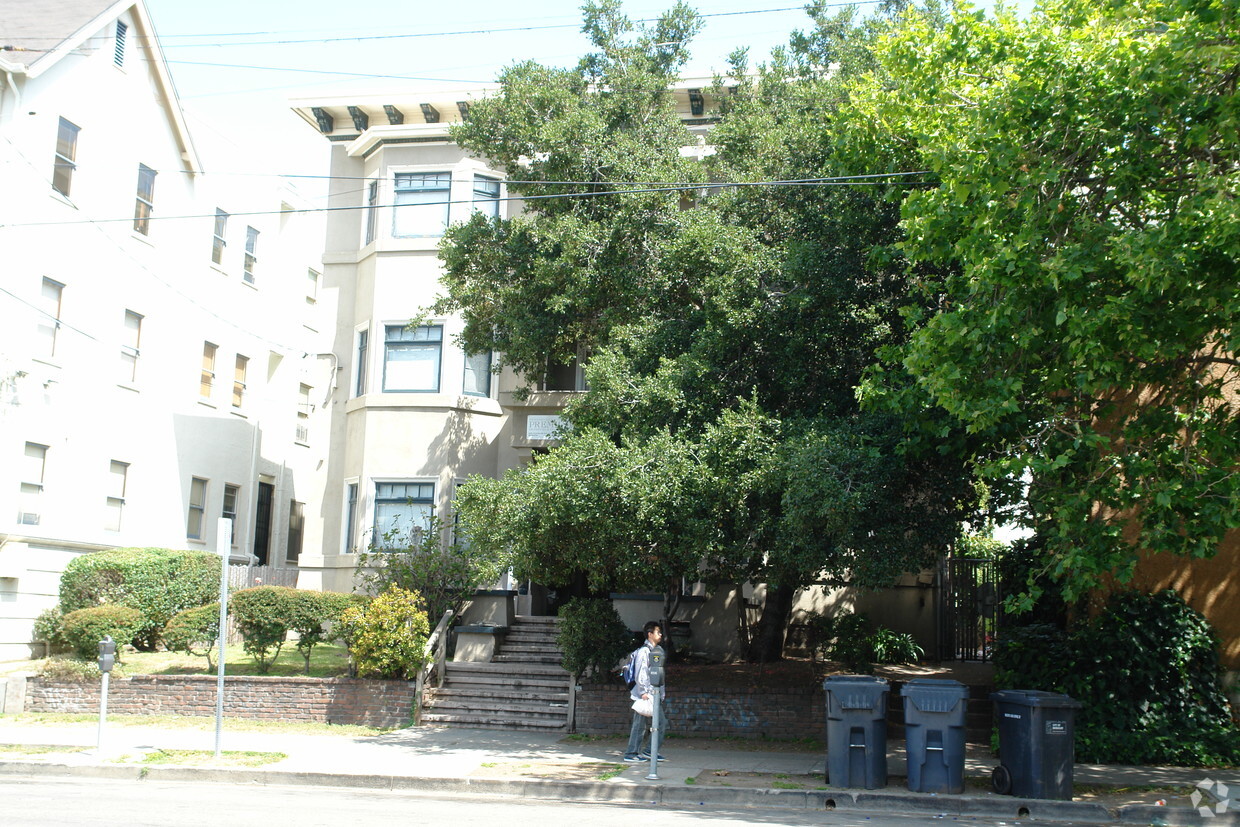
[{"left": 2, "top": 758, "right": 1235, "bottom": 824}]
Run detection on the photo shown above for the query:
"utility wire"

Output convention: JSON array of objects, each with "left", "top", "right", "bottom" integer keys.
[{"left": 0, "top": 172, "right": 933, "bottom": 228}]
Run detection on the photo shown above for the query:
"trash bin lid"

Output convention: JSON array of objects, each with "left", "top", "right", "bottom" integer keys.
[
  {"left": 990, "top": 689, "right": 1082, "bottom": 709},
  {"left": 824, "top": 675, "right": 889, "bottom": 709},
  {"left": 902, "top": 678, "right": 968, "bottom": 712}
]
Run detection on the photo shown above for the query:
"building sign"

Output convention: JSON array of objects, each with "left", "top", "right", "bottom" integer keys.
[{"left": 526, "top": 415, "right": 569, "bottom": 441}]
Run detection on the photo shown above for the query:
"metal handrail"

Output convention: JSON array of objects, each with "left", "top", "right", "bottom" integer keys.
[{"left": 413, "top": 609, "right": 453, "bottom": 725}]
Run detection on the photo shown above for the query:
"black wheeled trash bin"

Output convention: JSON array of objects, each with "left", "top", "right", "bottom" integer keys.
[
  {"left": 990, "top": 689, "right": 1083, "bottom": 800},
  {"left": 902, "top": 679, "right": 969, "bottom": 794},
  {"left": 823, "top": 675, "right": 889, "bottom": 789}
]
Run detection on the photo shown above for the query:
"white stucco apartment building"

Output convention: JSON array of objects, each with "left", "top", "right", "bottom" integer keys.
[{"left": 0, "top": 0, "right": 330, "bottom": 659}]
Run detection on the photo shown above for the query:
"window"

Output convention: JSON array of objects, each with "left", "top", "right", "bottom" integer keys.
[
  {"left": 344, "top": 482, "right": 359, "bottom": 553},
  {"left": 211, "top": 209, "right": 228, "bottom": 264},
  {"left": 473, "top": 175, "right": 501, "bottom": 220},
  {"left": 120, "top": 310, "right": 142, "bottom": 383},
  {"left": 355, "top": 329, "right": 368, "bottom": 396},
  {"left": 243, "top": 226, "right": 259, "bottom": 283},
  {"left": 463, "top": 349, "right": 492, "bottom": 397},
  {"left": 543, "top": 351, "right": 585, "bottom": 391},
  {"left": 105, "top": 460, "right": 128, "bottom": 531},
  {"left": 200, "top": 342, "right": 216, "bottom": 400},
  {"left": 187, "top": 477, "right": 207, "bottom": 539},
  {"left": 133, "top": 164, "right": 156, "bottom": 235},
  {"left": 364, "top": 179, "right": 379, "bottom": 244},
  {"left": 232, "top": 354, "right": 248, "bottom": 409},
  {"left": 306, "top": 268, "right": 319, "bottom": 304},
  {"left": 114, "top": 21, "right": 128, "bottom": 67},
  {"left": 296, "top": 383, "right": 311, "bottom": 443},
  {"left": 373, "top": 481, "right": 434, "bottom": 550},
  {"left": 37, "top": 278, "right": 64, "bottom": 359},
  {"left": 222, "top": 483, "right": 240, "bottom": 545},
  {"left": 383, "top": 324, "right": 442, "bottom": 392},
  {"left": 52, "top": 118, "right": 79, "bottom": 197},
  {"left": 287, "top": 500, "right": 304, "bottom": 563},
  {"left": 19, "top": 442, "right": 48, "bottom": 525},
  {"left": 393, "top": 172, "right": 450, "bottom": 237}
]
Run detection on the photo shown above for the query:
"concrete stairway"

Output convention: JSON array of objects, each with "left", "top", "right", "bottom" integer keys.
[{"left": 421, "top": 616, "right": 571, "bottom": 731}]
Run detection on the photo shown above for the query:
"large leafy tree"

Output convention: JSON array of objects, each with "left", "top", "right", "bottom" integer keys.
[
  {"left": 850, "top": 0, "right": 1240, "bottom": 606},
  {"left": 444, "top": 0, "right": 980, "bottom": 659}
]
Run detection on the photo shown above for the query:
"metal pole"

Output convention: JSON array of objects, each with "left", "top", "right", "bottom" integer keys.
[
  {"left": 214, "top": 518, "right": 232, "bottom": 759},
  {"left": 96, "top": 671, "right": 108, "bottom": 752},
  {"left": 645, "top": 686, "right": 661, "bottom": 781}
]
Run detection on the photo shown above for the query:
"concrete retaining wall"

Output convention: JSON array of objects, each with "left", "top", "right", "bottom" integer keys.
[{"left": 24, "top": 675, "right": 416, "bottom": 729}]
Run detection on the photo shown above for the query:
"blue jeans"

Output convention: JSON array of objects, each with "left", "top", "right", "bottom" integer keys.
[{"left": 625, "top": 695, "right": 667, "bottom": 756}]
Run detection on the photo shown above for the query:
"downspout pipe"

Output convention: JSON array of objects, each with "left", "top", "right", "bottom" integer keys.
[{"left": 2, "top": 69, "right": 21, "bottom": 121}]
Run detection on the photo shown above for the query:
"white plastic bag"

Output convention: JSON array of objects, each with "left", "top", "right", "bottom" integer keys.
[{"left": 631, "top": 697, "right": 654, "bottom": 717}]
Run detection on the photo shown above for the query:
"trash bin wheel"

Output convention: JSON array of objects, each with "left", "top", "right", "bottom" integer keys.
[{"left": 991, "top": 765, "right": 1012, "bottom": 795}]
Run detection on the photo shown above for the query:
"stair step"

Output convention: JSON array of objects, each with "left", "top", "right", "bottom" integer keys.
[
  {"left": 428, "top": 688, "right": 568, "bottom": 704},
  {"left": 493, "top": 655, "right": 563, "bottom": 665},
  {"left": 425, "top": 697, "right": 569, "bottom": 716},
  {"left": 446, "top": 661, "right": 568, "bottom": 677},
  {"left": 420, "top": 713, "right": 566, "bottom": 731}
]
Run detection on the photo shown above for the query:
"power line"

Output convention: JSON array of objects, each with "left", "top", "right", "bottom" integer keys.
[{"left": 0, "top": 172, "right": 933, "bottom": 228}]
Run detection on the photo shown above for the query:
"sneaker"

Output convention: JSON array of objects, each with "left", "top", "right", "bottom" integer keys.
[
  {"left": 622, "top": 754, "right": 643, "bottom": 762},
  {"left": 638, "top": 752, "right": 667, "bottom": 761}
]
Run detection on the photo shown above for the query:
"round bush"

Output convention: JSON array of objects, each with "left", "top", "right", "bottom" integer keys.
[
  {"left": 164, "top": 603, "right": 222, "bottom": 671},
  {"left": 60, "top": 605, "right": 143, "bottom": 659},
  {"left": 59, "top": 547, "right": 221, "bottom": 651},
  {"left": 556, "top": 597, "right": 633, "bottom": 682},
  {"left": 337, "top": 587, "right": 429, "bottom": 680},
  {"left": 230, "top": 586, "right": 300, "bottom": 673}
]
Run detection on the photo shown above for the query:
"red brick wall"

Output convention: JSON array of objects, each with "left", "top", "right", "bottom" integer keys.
[
  {"left": 25, "top": 675, "right": 415, "bottom": 729},
  {"left": 575, "top": 683, "right": 827, "bottom": 740}
]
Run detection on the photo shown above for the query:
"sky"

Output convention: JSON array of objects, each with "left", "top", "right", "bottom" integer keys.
[{"left": 144, "top": 0, "right": 840, "bottom": 191}]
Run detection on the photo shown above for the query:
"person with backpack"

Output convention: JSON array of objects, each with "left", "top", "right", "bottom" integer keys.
[{"left": 623, "top": 620, "right": 667, "bottom": 762}]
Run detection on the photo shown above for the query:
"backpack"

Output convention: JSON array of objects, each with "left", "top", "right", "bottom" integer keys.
[{"left": 620, "top": 647, "right": 640, "bottom": 689}]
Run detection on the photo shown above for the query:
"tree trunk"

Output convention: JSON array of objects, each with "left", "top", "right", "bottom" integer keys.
[{"left": 746, "top": 582, "right": 795, "bottom": 662}]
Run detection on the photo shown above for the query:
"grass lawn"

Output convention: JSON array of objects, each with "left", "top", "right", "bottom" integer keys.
[{"left": 13, "top": 642, "right": 352, "bottom": 680}]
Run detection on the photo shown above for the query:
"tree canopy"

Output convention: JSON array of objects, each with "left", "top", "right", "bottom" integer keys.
[
  {"left": 849, "top": 0, "right": 1240, "bottom": 606},
  {"left": 444, "top": 0, "right": 979, "bottom": 659}
]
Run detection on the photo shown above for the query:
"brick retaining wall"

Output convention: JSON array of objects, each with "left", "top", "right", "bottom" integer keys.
[
  {"left": 575, "top": 683, "right": 827, "bottom": 740},
  {"left": 25, "top": 675, "right": 416, "bottom": 729}
]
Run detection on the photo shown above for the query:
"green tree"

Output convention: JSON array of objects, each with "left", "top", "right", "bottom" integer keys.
[
  {"left": 850, "top": 0, "right": 1240, "bottom": 605},
  {"left": 442, "top": 0, "right": 979, "bottom": 659}
]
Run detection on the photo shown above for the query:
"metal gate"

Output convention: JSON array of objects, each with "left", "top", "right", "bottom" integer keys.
[{"left": 938, "top": 557, "right": 1000, "bottom": 661}]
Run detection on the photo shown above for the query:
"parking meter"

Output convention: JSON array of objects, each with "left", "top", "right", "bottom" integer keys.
[
  {"left": 97, "top": 636, "right": 116, "bottom": 674},
  {"left": 648, "top": 645, "right": 665, "bottom": 686}
]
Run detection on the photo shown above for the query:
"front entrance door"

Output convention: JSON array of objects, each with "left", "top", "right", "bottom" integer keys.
[{"left": 253, "top": 481, "right": 273, "bottom": 565}]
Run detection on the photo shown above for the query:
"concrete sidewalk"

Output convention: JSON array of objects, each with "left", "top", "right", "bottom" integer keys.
[{"left": 0, "top": 720, "right": 1236, "bottom": 825}]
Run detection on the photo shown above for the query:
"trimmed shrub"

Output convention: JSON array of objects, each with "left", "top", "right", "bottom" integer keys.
[
  {"left": 557, "top": 597, "right": 632, "bottom": 682},
  {"left": 337, "top": 587, "right": 429, "bottom": 680},
  {"left": 32, "top": 606, "right": 65, "bottom": 651},
  {"left": 59, "top": 547, "right": 220, "bottom": 651},
  {"left": 60, "top": 605, "right": 143, "bottom": 659},
  {"left": 288, "top": 590, "right": 358, "bottom": 675},
  {"left": 229, "top": 586, "right": 299, "bottom": 673},
  {"left": 164, "top": 603, "right": 222, "bottom": 672}
]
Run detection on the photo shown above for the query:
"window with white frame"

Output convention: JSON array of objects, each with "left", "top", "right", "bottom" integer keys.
[
  {"left": 133, "top": 164, "right": 156, "bottom": 235},
  {"left": 105, "top": 460, "right": 128, "bottom": 531},
  {"left": 232, "top": 354, "right": 248, "bottom": 409},
  {"left": 186, "top": 477, "right": 207, "bottom": 539},
  {"left": 37, "top": 278, "right": 64, "bottom": 359},
  {"left": 354, "top": 328, "right": 369, "bottom": 396},
  {"left": 473, "top": 175, "right": 501, "bottom": 220},
  {"left": 463, "top": 349, "right": 492, "bottom": 397},
  {"left": 393, "top": 172, "right": 450, "bottom": 237},
  {"left": 120, "top": 310, "right": 142, "bottom": 383},
  {"left": 211, "top": 209, "right": 228, "bottom": 264},
  {"left": 383, "top": 324, "right": 442, "bottom": 392},
  {"left": 344, "top": 481, "right": 359, "bottom": 553},
  {"left": 287, "top": 500, "right": 304, "bottom": 563},
  {"left": 222, "top": 483, "right": 240, "bottom": 545},
  {"left": 19, "top": 442, "right": 48, "bottom": 525},
  {"left": 113, "top": 21, "right": 128, "bottom": 67},
  {"left": 243, "top": 226, "right": 259, "bottom": 283},
  {"left": 296, "top": 383, "right": 311, "bottom": 443},
  {"left": 52, "top": 118, "right": 79, "bottom": 197},
  {"left": 200, "top": 342, "right": 217, "bottom": 400},
  {"left": 364, "top": 179, "right": 379, "bottom": 244},
  {"left": 373, "top": 481, "right": 434, "bottom": 550},
  {"left": 306, "top": 268, "right": 319, "bottom": 304}
]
